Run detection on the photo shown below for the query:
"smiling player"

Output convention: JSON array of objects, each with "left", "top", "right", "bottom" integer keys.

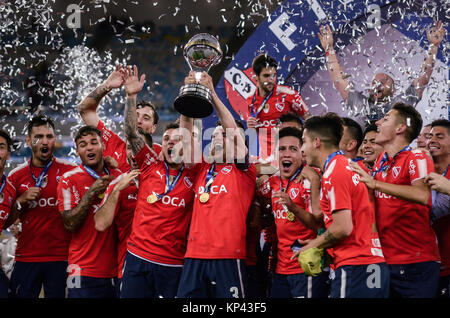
[{"left": 257, "top": 127, "right": 328, "bottom": 298}]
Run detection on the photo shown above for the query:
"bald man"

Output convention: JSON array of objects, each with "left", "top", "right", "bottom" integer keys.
[{"left": 318, "top": 21, "right": 446, "bottom": 123}]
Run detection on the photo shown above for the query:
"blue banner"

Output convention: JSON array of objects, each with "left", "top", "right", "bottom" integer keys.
[{"left": 207, "top": 0, "right": 448, "bottom": 134}]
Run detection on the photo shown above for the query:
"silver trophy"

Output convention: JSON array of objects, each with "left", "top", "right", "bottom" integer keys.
[{"left": 174, "top": 33, "right": 223, "bottom": 118}]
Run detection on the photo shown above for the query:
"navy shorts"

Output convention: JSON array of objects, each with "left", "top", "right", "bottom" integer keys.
[
  {"left": 177, "top": 258, "right": 248, "bottom": 298},
  {"left": 330, "top": 263, "right": 390, "bottom": 298},
  {"left": 389, "top": 261, "right": 440, "bottom": 298},
  {"left": 120, "top": 252, "right": 182, "bottom": 298},
  {"left": 67, "top": 276, "right": 117, "bottom": 298},
  {"left": 0, "top": 270, "right": 8, "bottom": 298},
  {"left": 270, "top": 271, "right": 329, "bottom": 298},
  {"left": 9, "top": 261, "right": 68, "bottom": 298}
]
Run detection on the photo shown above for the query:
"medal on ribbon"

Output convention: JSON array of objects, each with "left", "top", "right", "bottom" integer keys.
[
  {"left": 199, "top": 163, "right": 218, "bottom": 204},
  {"left": 82, "top": 164, "right": 110, "bottom": 199},
  {"left": 29, "top": 158, "right": 53, "bottom": 188},
  {"left": 147, "top": 193, "right": 158, "bottom": 204},
  {"left": 147, "top": 162, "right": 184, "bottom": 204},
  {"left": 279, "top": 166, "right": 303, "bottom": 222},
  {"left": 371, "top": 146, "right": 411, "bottom": 177},
  {"left": 250, "top": 90, "right": 273, "bottom": 117}
]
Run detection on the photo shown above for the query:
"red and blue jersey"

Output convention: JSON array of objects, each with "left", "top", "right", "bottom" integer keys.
[
  {"left": 320, "top": 154, "right": 385, "bottom": 269},
  {"left": 8, "top": 157, "right": 77, "bottom": 262},
  {"left": 57, "top": 164, "right": 122, "bottom": 277},
  {"left": 373, "top": 148, "right": 440, "bottom": 265}
]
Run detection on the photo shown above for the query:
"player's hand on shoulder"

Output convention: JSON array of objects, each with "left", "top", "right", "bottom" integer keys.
[{"left": 115, "top": 170, "right": 140, "bottom": 192}]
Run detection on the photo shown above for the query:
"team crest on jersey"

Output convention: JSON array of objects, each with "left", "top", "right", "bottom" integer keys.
[
  {"left": 183, "top": 176, "right": 193, "bottom": 188},
  {"left": 290, "top": 188, "right": 299, "bottom": 199},
  {"left": 221, "top": 165, "right": 233, "bottom": 175},
  {"left": 352, "top": 173, "right": 360, "bottom": 186},
  {"left": 392, "top": 166, "right": 401, "bottom": 179},
  {"left": 275, "top": 102, "right": 285, "bottom": 112}
]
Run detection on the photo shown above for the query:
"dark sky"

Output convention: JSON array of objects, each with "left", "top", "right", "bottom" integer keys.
[{"left": 52, "top": 0, "right": 282, "bottom": 29}]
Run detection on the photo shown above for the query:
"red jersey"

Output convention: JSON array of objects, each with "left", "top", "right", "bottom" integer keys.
[
  {"left": 101, "top": 173, "right": 138, "bottom": 278},
  {"left": 185, "top": 161, "right": 257, "bottom": 260},
  {"left": 8, "top": 157, "right": 77, "bottom": 262},
  {"left": 321, "top": 154, "right": 385, "bottom": 269},
  {"left": 57, "top": 164, "right": 122, "bottom": 277},
  {"left": 258, "top": 171, "right": 318, "bottom": 275},
  {"left": 246, "top": 84, "right": 308, "bottom": 160},
  {"left": 127, "top": 145, "right": 195, "bottom": 266},
  {"left": 97, "top": 120, "right": 162, "bottom": 172},
  {"left": 432, "top": 167, "right": 450, "bottom": 276},
  {"left": 373, "top": 148, "right": 440, "bottom": 265},
  {"left": 0, "top": 176, "right": 16, "bottom": 230}
]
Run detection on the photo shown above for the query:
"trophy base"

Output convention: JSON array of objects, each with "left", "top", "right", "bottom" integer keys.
[{"left": 174, "top": 84, "right": 214, "bottom": 118}]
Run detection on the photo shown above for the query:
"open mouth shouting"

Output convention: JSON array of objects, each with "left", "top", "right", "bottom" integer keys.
[
  {"left": 281, "top": 159, "right": 293, "bottom": 174},
  {"left": 39, "top": 146, "right": 51, "bottom": 158},
  {"left": 86, "top": 152, "right": 97, "bottom": 162}
]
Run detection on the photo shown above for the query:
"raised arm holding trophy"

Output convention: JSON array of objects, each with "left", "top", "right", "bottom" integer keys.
[{"left": 174, "top": 33, "right": 223, "bottom": 118}]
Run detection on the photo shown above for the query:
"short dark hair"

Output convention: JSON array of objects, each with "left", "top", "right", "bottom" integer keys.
[
  {"left": 363, "top": 123, "right": 378, "bottom": 136},
  {"left": 137, "top": 100, "right": 159, "bottom": 125},
  {"left": 304, "top": 113, "right": 343, "bottom": 148},
  {"left": 430, "top": 119, "right": 450, "bottom": 135},
  {"left": 279, "top": 112, "right": 303, "bottom": 127},
  {"left": 391, "top": 103, "right": 422, "bottom": 142},
  {"left": 0, "top": 129, "right": 13, "bottom": 152},
  {"left": 74, "top": 126, "right": 102, "bottom": 143},
  {"left": 252, "top": 54, "right": 278, "bottom": 76},
  {"left": 164, "top": 122, "right": 180, "bottom": 132},
  {"left": 215, "top": 119, "right": 245, "bottom": 131},
  {"left": 342, "top": 117, "right": 363, "bottom": 150},
  {"left": 26, "top": 114, "right": 55, "bottom": 136},
  {"left": 279, "top": 126, "right": 303, "bottom": 145}
]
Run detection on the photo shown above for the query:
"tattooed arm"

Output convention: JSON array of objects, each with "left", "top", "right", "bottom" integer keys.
[
  {"left": 123, "top": 65, "right": 146, "bottom": 156},
  {"left": 78, "top": 64, "right": 125, "bottom": 126},
  {"left": 61, "top": 176, "right": 113, "bottom": 232}
]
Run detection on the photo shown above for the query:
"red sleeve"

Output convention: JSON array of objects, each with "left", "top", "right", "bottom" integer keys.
[
  {"left": 97, "top": 120, "right": 127, "bottom": 164},
  {"left": 133, "top": 144, "right": 159, "bottom": 170},
  {"left": 57, "top": 176, "right": 77, "bottom": 212},
  {"left": 408, "top": 150, "right": 434, "bottom": 184},
  {"left": 0, "top": 179, "right": 15, "bottom": 230},
  {"left": 256, "top": 177, "right": 272, "bottom": 199}
]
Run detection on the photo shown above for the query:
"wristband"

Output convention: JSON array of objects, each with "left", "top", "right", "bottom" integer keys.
[{"left": 325, "top": 50, "right": 335, "bottom": 56}]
